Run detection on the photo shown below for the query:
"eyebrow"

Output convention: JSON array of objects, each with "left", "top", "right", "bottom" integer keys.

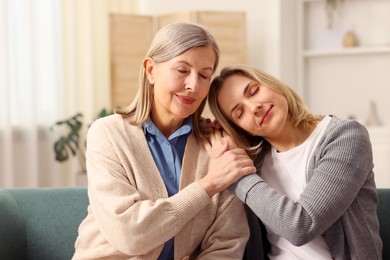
[
  {"left": 230, "top": 81, "right": 252, "bottom": 116},
  {"left": 176, "top": 61, "right": 214, "bottom": 72}
]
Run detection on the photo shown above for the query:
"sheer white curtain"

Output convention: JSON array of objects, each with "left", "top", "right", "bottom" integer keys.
[
  {"left": 0, "top": 0, "right": 63, "bottom": 187},
  {"left": 0, "top": 0, "right": 138, "bottom": 188}
]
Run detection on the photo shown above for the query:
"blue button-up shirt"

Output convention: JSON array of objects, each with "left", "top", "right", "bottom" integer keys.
[{"left": 143, "top": 116, "right": 193, "bottom": 260}]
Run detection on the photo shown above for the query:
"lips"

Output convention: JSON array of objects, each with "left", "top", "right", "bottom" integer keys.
[
  {"left": 176, "top": 94, "right": 195, "bottom": 105},
  {"left": 260, "top": 105, "right": 273, "bottom": 125}
]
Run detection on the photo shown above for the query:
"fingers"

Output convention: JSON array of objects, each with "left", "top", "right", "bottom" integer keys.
[
  {"left": 240, "top": 165, "right": 257, "bottom": 176},
  {"left": 215, "top": 140, "right": 229, "bottom": 158},
  {"left": 199, "top": 117, "right": 212, "bottom": 129},
  {"left": 210, "top": 128, "right": 239, "bottom": 151},
  {"left": 201, "top": 148, "right": 256, "bottom": 197},
  {"left": 209, "top": 128, "right": 223, "bottom": 143},
  {"left": 211, "top": 120, "right": 222, "bottom": 129},
  {"left": 219, "top": 130, "right": 239, "bottom": 149},
  {"left": 212, "top": 148, "right": 254, "bottom": 176},
  {"left": 201, "top": 133, "right": 229, "bottom": 159},
  {"left": 201, "top": 126, "right": 242, "bottom": 160}
]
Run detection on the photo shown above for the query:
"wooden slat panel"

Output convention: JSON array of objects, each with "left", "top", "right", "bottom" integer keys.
[
  {"left": 196, "top": 11, "right": 247, "bottom": 73},
  {"left": 157, "top": 12, "right": 193, "bottom": 29},
  {"left": 109, "top": 14, "right": 154, "bottom": 108},
  {"left": 109, "top": 12, "right": 247, "bottom": 113}
]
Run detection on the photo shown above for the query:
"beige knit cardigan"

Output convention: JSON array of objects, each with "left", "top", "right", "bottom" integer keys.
[{"left": 73, "top": 114, "right": 249, "bottom": 260}]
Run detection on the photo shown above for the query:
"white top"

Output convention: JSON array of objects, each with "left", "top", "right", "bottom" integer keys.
[{"left": 261, "top": 115, "right": 332, "bottom": 260}]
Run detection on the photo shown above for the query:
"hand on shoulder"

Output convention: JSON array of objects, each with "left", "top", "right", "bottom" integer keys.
[{"left": 199, "top": 128, "right": 256, "bottom": 198}]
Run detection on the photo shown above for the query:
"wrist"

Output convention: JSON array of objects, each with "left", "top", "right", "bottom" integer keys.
[{"left": 198, "top": 178, "right": 218, "bottom": 198}]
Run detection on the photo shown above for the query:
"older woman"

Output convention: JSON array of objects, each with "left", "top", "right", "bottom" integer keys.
[{"left": 73, "top": 24, "right": 255, "bottom": 260}]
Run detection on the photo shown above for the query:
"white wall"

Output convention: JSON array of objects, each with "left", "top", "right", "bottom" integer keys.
[
  {"left": 134, "top": 0, "right": 390, "bottom": 188},
  {"left": 136, "top": 0, "right": 284, "bottom": 78}
]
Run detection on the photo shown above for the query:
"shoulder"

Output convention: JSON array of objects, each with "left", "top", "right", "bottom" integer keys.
[
  {"left": 90, "top": 113, "right": 126, "bottom": 128},
  {"left": 319, "top": 115, "right": 371, "bottom": 153},
  {"left": 87, "top": 114, "right": 143, "bottom": 145},
  {"left": 89, "top": 114, "right": 137, "bottom": 134},
  {"left": 326, "top": 115, "right": 369, "bottom": 139}
]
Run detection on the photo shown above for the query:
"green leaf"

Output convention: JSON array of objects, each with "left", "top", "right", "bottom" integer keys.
[{"left": 52, "top": 113, "right": 83, "bottom": 162}]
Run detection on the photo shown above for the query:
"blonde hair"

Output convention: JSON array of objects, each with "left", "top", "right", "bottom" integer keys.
[
  {"left": 208, "top": 64, "right": 322, "bottom": 157},
  {"left": 116, "top": 22, "right": 220, "bottom": 140}
]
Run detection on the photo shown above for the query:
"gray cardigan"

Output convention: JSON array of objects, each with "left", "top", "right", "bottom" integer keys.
[{"left": 232, "top": 116, "right": 383, "bottom": 260}]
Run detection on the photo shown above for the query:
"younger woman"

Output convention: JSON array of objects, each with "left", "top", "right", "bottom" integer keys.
[{"left": 205, "top": 64, "right": 383, "bottom": 259}]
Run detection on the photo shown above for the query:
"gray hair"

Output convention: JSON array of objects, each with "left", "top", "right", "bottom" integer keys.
[{"left": 116, "top": 22, "right": 220, "bottom": 139}]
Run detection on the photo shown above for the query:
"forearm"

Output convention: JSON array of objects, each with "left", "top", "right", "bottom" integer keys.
[
  {"left": 231, "top": 118, "right": 375, "bottom": 246},
  {"left": 90, "top": 181, "right": 210, "bottom": 255},
  {"left": 231, "top": 174, "right": 317, "bottom": 246},
  {"left": 231, "top": 175, "right": 320, "bottom": 245},
  {"left": 230, "top": 163, "right": 369, "bottom": 246}
]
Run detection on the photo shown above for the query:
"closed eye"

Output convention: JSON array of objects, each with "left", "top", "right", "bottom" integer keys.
[
  {"left": 249, "top": 85, "right": 259, "bottom": 97},
  {"left": 235, "top": 107, "right": 244, "bottom": 119},
  {"left": 178, "top": 69, "right": 188, "bottom": 74},
  {"left": 199, "top": 74, "right": 209, "bottom": 80}
]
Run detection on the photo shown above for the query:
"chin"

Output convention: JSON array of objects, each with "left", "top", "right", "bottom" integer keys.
[
  {"left": 175, "top": 108, "right": 197, "bottom": 119},
  {"left": 179, "top": 112, "right": 194, "bottom": 119}
]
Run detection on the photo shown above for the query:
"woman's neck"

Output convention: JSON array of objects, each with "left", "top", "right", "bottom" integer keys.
[
  {"left": 266, "top": 121, "right": 318, "bottom": 153},
  {"left": 150, "top": 112, "right": 184, "bottom": 138}
]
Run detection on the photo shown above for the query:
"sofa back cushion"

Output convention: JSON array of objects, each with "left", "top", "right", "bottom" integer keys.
[
  {"left": 1, "top": 187, "right": 389, "bottom": 259},
  {"left": 0, "top": 189, "right": 27, "bottom": 259},
  {"left": 377, "top": 188, "right": 390, "bottom": 259},
  {"left": 0, "top": 188, "right": 88, "bottom": 260}
]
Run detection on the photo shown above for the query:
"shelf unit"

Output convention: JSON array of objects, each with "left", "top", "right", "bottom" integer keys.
[
  {"left": 296, "top": 0, "right": 390, "bottom": 187},
  {"left": 302, "top": 46, "right": 390, "bottom": 57},
  {"left": 297, "top": 0, "right": 390, "bottom": 121}
]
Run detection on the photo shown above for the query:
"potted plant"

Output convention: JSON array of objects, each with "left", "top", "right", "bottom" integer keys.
[
  {"left": 51, "top": 108, "right": 113, "bottom": 172},
  {"left": 325, "top": 0, "right": 344, "bottom": 29}
]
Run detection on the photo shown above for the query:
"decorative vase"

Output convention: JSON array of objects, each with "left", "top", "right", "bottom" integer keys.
[
  {"left": 365, "top": 101, "right": 382, "bottom": 127},
  {"left": 343, "top": 30, "right": 358, "bottom": 48}
]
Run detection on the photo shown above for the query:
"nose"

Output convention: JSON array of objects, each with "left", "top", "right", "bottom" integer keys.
[
  {"left": 252, "top": 103, "right": 262, "bottom": 115},
  {"left": 185, "top": 73, "right": 199, "bottom": 92}
]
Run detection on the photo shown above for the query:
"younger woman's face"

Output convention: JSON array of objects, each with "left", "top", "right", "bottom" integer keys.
[
  {"left": 217, "top": 73, "right": 289, "bottom": 139},
  {"left": 145, "top": 46, "right": 215, "bottom": 125}
]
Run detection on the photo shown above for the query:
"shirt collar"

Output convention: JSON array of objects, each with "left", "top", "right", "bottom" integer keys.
[{"left": 143, "top": 116, "right": 193, "bottom": 139}]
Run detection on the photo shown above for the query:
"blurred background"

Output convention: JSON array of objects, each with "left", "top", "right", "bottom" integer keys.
[{"left": 1, "top": 0, "right": 389, "bottom": 188}]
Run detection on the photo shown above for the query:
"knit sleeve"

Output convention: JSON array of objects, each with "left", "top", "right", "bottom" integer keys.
[
  {"left": 231, "top": 119, "right": 374, "bottom": 246},
  {"left": 85, "top": 117, "right": 211, "bottom": 256}
]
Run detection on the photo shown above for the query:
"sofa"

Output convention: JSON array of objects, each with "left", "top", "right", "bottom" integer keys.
[
  {"left": 0, "top": 188, "right": 88, "bottom": 260},
  {"left": 0, "top": 187, "right": 389, "bottom": 260}
]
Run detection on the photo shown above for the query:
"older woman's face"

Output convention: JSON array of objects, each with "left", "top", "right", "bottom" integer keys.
[
  {"left": 217, "top": 73, "right": 289, "bottom": 139},
  {"left": 145, "top": 46, "right": 215, "bottom": 125}
]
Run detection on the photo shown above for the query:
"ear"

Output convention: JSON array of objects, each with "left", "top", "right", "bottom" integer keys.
[{"left": 144, "top": 57, "right": 155, "bottom": 85}]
